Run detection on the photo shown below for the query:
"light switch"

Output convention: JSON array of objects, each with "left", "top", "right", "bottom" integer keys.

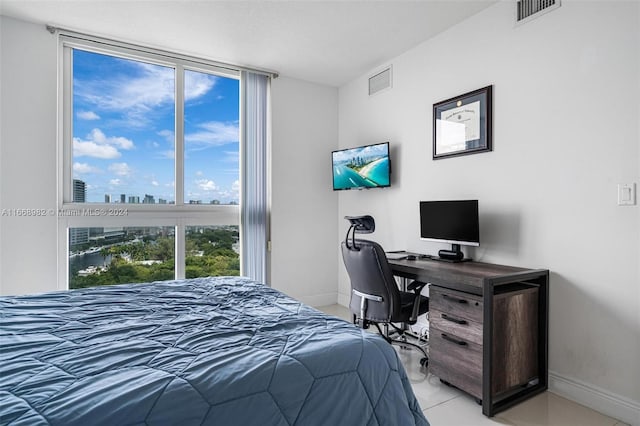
[{"left": 617, "top": 183, "right": 636, "bottom": 206}]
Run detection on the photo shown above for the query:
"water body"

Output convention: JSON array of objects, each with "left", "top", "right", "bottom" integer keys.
[
  {"left": 360, "top": 157, "right": 390, "bottom": 186},
  {"left": 333, "top": 157, "right": 389, "bottom": 189},
  {"left": 69, "top": 252, "right": 112, "bottom": 272}
]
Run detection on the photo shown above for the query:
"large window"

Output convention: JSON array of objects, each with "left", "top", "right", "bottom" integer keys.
[
  {"left": 59, "top": 36, "right": 247, "bottom": 289},
  {"left": 71, "top": 50, "right": 177, "bottom": 203},
  {"left": 69, "top": 226, "right": 176, "bottom": 288},
  {"left": 185, "top": 225, "right": 240, "bottom": 278}
]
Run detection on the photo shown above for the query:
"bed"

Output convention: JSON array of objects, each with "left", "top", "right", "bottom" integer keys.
[{"left": 0, "top": 276, "right": 428, "bottom": 425}]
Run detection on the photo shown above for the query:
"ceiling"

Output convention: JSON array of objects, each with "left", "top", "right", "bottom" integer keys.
[{"left": 0, "top": 1, "right": 496, "bottom": 87}]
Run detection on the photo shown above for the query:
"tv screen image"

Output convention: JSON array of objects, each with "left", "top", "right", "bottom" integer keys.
[{"left": 332, "top": 142, "right": 390, "bottom": 190}]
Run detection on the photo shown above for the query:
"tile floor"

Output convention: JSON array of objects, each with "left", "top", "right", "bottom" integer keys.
[{"left": 317, "top": 304, "right": 626, "bottom": 426}]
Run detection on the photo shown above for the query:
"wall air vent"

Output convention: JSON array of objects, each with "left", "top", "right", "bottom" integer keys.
[
  {"left": 369, "top": 66, "right": 392, "bottom": 96},
  {"left": 516, "top": 0, "right": 560, "bottom": 24}
]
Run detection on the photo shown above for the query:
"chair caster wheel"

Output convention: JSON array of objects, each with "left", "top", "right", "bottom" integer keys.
[{"left": 420, "top": 357, "right": 428, "bottom": 367}]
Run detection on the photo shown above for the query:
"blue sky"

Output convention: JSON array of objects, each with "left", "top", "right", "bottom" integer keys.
[
  {"left": 332, "top": 142, "right": 388, "bottom": 164},
  {"left": 72, "top": 49, "right": 240, "bottom": 204}
]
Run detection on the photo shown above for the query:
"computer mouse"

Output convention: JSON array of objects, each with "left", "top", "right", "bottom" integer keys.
[{"left": 406, "top": 254, "right": 417, "bottom": 260}]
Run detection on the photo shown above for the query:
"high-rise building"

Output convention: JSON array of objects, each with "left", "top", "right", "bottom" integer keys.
[
  {"left": 89, "top": 227, "right": 104, "bottom": 237},
  {"left": 143, "top": 194, "right": 155, "bottom": 204},
  {"left": 105, "top": 194, "right": 111, "bottom": 203},
  {"left": 120, "top": 194, "right": 126, "bottom": 203},
  {"left": 128, "top": 196, "right": 140, "bottom": 204},
  {"left": 69, "top": 227, "right": 89, "bottom": 246},
  {"left": 70, "top": 179, "right": 89, "bottom": 246},
  {"left": 72, "top": 179, "right": 86, "bottom": 203}
]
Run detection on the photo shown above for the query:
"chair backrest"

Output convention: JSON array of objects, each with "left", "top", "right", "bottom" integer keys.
[{"left": 341, "top": 239, "right": 401, "bottom": 323}]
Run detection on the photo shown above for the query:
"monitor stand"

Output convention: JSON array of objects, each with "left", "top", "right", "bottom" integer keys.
[{"left": 437, "top": 244, "right": 471, "bottom": 263}]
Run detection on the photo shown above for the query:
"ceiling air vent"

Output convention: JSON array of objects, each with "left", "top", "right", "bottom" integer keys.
[
  {"left": 516, "top": 0, "right": 560, "bottom": 24},
  {"left": 369, "top": 66, "right": 392, "bottom": 96}
]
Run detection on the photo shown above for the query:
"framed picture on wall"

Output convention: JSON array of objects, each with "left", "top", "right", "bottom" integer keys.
[{"left": 433, "top": 85, "right": 493, "bottom": 159}]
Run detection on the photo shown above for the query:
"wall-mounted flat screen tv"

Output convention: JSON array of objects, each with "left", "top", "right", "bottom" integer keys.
[{"left": 332, "top": 142, "right": 391, "bottom": 191}]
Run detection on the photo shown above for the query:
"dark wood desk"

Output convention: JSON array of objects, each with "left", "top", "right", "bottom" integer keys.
[{"left": 388, "top": 258, "right": 549, "bottom": 417}]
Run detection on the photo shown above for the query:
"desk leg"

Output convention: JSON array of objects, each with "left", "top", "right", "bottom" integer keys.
[{"left": 482, "top": 282, "right": 495, "bottom": 417}]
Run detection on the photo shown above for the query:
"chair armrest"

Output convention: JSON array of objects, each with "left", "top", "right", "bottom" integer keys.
[{"left": 352, "top": 289, "right": 383, "bottom": 329}]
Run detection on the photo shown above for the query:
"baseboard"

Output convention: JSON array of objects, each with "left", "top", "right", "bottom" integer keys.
[
  {"left": 337, "top": 292, "right": 350, "bottom": 308},
  {"left": 298, "top": 292, "right": 338, "bottom": 308},
  {"left": 548, "top": 370, "right": 640, "bottom": 426}
]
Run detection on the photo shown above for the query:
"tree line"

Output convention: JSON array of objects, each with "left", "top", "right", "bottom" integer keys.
[{"left": 70, "top": 228, "right": 240, "bottom": 289}]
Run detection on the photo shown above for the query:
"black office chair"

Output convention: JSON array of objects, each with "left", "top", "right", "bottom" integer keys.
[{"left": 340, "top": 215, "right": 429, "bottom": 366}]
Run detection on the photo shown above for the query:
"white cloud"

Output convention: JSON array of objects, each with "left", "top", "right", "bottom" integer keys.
[
  {"left": 185, "top": 70, "right": 217, "bottom": 101},
  {"left": 195, "top": 171, "right": 204, "bottom": 177},
  {"left": 108, "top": 162, "right": 132, "bottom": 177},
  {"left": 73, "top": 162, "right": 102, "bottom": 174},
  {"left": 89, "top": 128, "right": 134, "bottom": 150},
  {"left": 74, "top": 63, "right": 215, "bottom": 127},
  {"left": 223, "top": 150, "right": 239, "bottom": 163},
  {"left": 77, "top": 110, "right": 100, "bottom": 120},
  {"left": 109, "top": 178, "right": 122, "bottom": 185},
  {"left": 185, "top": 121, "right": 239, "bottom": 147},
  {"left": 74, "top": 138, "right": 120, "bottom": 159},
  {"left": 73, "top": 128, "right": 134, "bottom": 159},
  {"left": 151, "top": 180, "right": 159, "bottom": 187},
  {"left": 196, "top": 179, "right": 218, "bottom": 191},
  {"left": 219, "top": 180, "right": 240, "bottom": 201},
  {"left": 159, "top": 150, "right": 175, "bottom": 159},
  {"left": 157, "top": 129, "right": 175, "bottom": 145},
  {"left": 76, "top": 63, "right": 174, "bottom": 112}
]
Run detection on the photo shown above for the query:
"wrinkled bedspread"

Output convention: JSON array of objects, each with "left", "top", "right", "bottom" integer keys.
[{"left": 0, "top": 277, "right": 428, "bottom": 425}]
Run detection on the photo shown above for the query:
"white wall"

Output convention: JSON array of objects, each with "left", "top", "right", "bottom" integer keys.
[
  {"left": 0, "top": 16, "right": 59, "bottom": 295},
  {"left": 270, "top": 76, "right": 339, "bottom": 306},
  {"left": 337, "top": 1, "right": 639, "bottom": 422},
  {"left": 0, "top": 16, "right": 340, "bottom": 304}
]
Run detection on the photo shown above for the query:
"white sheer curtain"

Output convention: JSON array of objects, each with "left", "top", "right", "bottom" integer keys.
[{"left": 240, "top": 71, "right": 269, "bottom": 284}]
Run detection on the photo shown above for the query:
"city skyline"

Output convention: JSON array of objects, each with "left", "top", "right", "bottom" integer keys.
[
  {"left": 72, "top": 49, "right": 240, "bottom": 204},
  {"left": 74, "top": 178, "right": 238, "bottom": 206}
]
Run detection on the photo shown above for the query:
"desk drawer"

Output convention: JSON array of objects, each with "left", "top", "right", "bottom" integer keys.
[
  {"left": 429, "top": 308, "right": 482, "bottom": 346},
  {"left": 430, "top": 286, "right": 483, "bottom": 324},
  {"left": 429, "top": 326, "right": 482, "bottom": 399}
]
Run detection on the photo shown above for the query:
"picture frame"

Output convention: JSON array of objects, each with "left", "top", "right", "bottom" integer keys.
[{"left": 433, "top": 85, "right": 492, "bottom": 159}]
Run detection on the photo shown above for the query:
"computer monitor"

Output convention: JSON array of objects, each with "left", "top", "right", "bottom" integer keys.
[{"left": 419, "top": 200, "right": 479, "bottom": 261}]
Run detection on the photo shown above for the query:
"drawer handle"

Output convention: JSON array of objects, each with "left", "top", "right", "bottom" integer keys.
[
  {"left": 442, "top": 294, "right": 468, "bottom": 304},
  {"left": 441, "top": 314, "right": 467, "bottom": 325},
  {"left": 441, "top": 333, "right": 468, "bottom": 346}
]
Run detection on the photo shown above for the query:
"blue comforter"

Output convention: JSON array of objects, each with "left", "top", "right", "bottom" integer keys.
[{"left": 1, "top": 277, "right": 428, "bottom": 425}]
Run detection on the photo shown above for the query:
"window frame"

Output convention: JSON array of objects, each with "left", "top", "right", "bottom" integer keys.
[{"left": 56, "top": 35, "right": 243, "bottom": 289}]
